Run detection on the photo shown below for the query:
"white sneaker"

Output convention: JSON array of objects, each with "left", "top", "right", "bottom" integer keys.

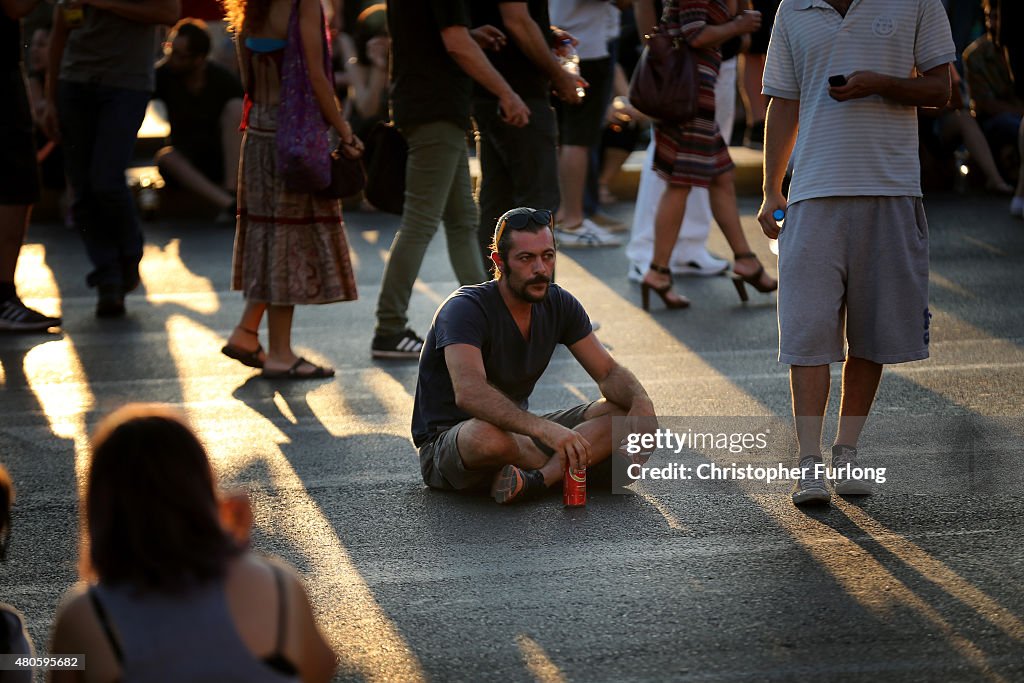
[
  {"left": 791, "top": 455, "right": 831, "bottom": 506},
  {"left": 831, "top": 444, "right": 873, "bottom": 496},
  {"left": 1010, "top": 196, "right": 1024, "bottom": 218},
  {"left": 670, "top": 249, "right": 730, "bottom": 277},
  {"left": 555, "top": 219, "right": 623, "bottom": 248}
]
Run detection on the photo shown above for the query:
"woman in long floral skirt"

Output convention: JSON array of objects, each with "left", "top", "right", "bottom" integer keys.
[{"left": 221, "top": 0, "right": 361, "bottom": 378}]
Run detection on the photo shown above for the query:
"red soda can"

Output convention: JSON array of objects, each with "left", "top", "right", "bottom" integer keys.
[{"left": 563, "top": 459, "right": 586, "bottom": 507}]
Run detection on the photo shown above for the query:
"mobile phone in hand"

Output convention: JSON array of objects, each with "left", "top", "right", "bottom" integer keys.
[{"left": 828, "top": 74, "right": 847, "bottom": 87}]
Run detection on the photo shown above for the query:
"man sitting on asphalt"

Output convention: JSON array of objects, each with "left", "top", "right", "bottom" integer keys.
[
  {"left": 153, "top": 18, "right": 243, "bottom": 221},
  {"left": 411, "top": 206, "right": 655, "bottom": 503}
]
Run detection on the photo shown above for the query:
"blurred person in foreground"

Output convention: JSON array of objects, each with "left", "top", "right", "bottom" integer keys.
[
  {"left": 1, "top": 462, "right": 34, "bottom": 682},
  {"left": 758, "top": 0, "right": 954, "bottom": 505},
  {"left": 49, "top": 403, "right": 336, "bottom": 682}
]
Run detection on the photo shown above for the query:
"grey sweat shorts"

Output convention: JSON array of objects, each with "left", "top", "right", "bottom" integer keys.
[
  {"left": 419, "top": 402, "right": 595, "bottom": 492},
  {"left": 777, "top": 196, "right": 931, "bottom": 366}
]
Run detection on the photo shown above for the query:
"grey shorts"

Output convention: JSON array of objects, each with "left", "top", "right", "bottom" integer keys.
[
  {"left": 419, "top": 402, "right": 595, "bottom": 492},
  {"left": 777, "top": 196, "right": 931, "bottom": 366}
]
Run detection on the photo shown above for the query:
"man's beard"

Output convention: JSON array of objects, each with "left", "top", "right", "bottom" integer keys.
[{"left": 509, "top": 275, "right": 550, "bottom": 303}]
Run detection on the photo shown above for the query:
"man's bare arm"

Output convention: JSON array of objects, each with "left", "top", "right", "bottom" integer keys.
[
  {"left": 830, "top": 63, "right": 951, "bottom": 108},
  {"left": 447, "top": 344, "right": 561, "bottom": 438},
  {"left": 756, "top": 96, "right": 799, "bottom": 239},
  {"left": 81, "top": 0, "right": 180, "bottom": 25},
  {"left": 568, "top": 334, "right": 654, "bottom": 413},
  {"left": 498, "top": 2, "right": 580, "bottom": 102},
  {"left": 440, "top": 25, "right": 530, "bottom": 126},
  {"left": 634, "top": 0, "right": 656, "bottom": 43}
]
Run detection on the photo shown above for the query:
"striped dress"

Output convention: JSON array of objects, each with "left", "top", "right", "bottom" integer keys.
[{"left": 652, "top": 0, "right": 735, "bottom": 187}]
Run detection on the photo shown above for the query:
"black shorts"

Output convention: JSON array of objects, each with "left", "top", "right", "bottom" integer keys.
[
  {"left": 0, "top": 68, "right": 42, "bottom": 205},
  {"left": 556, "top": 57, "right": 614, "bottom": 148}
]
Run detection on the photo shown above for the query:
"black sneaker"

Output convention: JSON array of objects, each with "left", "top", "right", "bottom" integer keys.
[
  {"left": 371, "top": 328, "right": 424, "bottom": 359},
  {"left": 0, "top": 298, "right": 61, "bottom": 332},
  {"left": 490, "top": 465, "right": 547, "bottom": 504},
  {"left": 95, "top": 284, "right": 126, "bottom": 318}
]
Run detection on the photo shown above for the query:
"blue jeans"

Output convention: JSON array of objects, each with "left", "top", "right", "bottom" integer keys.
[{"left": 58, "top": 81, "right": 150, "bottom": 288}]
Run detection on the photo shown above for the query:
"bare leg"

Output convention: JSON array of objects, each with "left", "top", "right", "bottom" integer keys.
[
  {"left": 950, "top": 111, "right": 1012, "bottom": 192},
  {"left": 220, "top": 98, "right": 243, "bottom": 194},
  {"left": 0, "top": 205, "right": 31, "bottom": 282},
  {"left": 155, "top": 147, "right": 234, "bottom": 209},
  {"left": 791, "top": 364, "right": 831, "bottom": 459},
  {"left": 226, "top": 299, "right": 267, "bottom": 357},
  {"left": 740, "top": 53, "right": 767, "bottom": 141},
  {"left": 834, "top": 356, "right": 883, "bottom": 448},
  {"left": 264, "top": 303, "right": 333, "bottom": 375},
  {"left": 644, "top": 184, "right": 691, "bottom": 304},
  {"left": 708, "top": 171, "right": 777, "bottom": 289},
  {"left": 459, "top": 399, "right": 629, "bottom": 486},
  {"left": 598, "top": 147, "right": 631, "bottom": 203},
  {"left": 555, "top": 145, "right": 589, "bottom": 228}
]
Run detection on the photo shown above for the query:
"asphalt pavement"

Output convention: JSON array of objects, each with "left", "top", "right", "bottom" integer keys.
[{"left": 1, "top": 192, "right": 1022, "bottom": 682}]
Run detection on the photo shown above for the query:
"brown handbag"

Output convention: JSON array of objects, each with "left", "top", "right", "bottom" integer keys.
[{"left": 628, "top": 27, "right": 699, "bottom": 124}]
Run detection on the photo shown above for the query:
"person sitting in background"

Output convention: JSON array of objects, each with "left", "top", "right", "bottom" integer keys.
[
  {"left": 154, "top": 18, "right": 244, "bottom": 222},
  {"left": 339, "top": 3, "right": 388, "bottom": 142},
  {"left": 963, "top": 0, "right": 1024, "bottom": 216},
  {"left": 2, "top": 463, "right": 34, "bottom": 682},
  {"left": 919, "top": 64, "right": 1013, "bottom": 194},
  {"left": 25, "top": 27, "right": 66, "bottom": 196},
  {"left": 49, "top": 404, "right": 337, "bottom": 683}
]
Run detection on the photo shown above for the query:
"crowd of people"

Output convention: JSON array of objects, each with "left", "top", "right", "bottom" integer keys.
[{"left": 0, "top": 0, "right": 1020, "bottom": 676}]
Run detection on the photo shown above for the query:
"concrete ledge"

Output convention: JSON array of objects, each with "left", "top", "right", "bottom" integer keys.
[
  {"left": 469, "top": 145, "right": 763, "bottom": 200},
  {"left": 607, "top": 146, "right": 764, "bottom": 199}
]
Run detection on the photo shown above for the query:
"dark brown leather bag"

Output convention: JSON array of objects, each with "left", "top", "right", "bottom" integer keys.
[{"left": 628, "top": 27, "right": 699, "bottom": 124}]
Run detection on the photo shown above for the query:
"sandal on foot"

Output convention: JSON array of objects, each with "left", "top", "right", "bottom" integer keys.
[
  {"left": 221, "top": 342, "right": 265, "bottom": 369},
  {"left": 730, "top": 252, "right": 778, "bottom": 303},
  {"left": 261, "top": 357, "right": 335, "bottom": 380}
]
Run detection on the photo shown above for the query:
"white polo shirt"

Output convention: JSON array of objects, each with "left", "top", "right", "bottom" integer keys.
[{"left": 763, "top": 0, "right": 955, "bottom": 204}]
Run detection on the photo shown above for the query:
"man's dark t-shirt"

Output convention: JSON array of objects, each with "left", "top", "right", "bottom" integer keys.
[
  {"left": 387, "top": 0, "right": 472, "bottom": 130},
  {"left": 154, "top": 61, "right": 242, "bottom": 182},
  {"left": 470, "top": 0, "right": 552, "bottom": 101},
  {"left": 412, "top": 281, "right": 593, "bottom": 448}
]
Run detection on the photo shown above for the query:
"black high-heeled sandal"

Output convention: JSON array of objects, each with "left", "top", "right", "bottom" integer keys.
[
  {"left": 730, "top": 252, "right": 778, "bottom": 303},
  {"left": 641, "top": 263, "right": 690, "bottom": 311}
]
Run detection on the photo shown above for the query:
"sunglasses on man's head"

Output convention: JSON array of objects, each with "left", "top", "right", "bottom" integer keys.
[{"left": 494, "top": 209, "right": 553, "bottom": 249}]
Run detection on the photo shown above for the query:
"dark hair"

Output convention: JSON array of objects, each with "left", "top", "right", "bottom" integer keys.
[
  {"left": 171, "top": 18, "right": 212, "bottom": 58},
  {"left": 489, "top": 207, "right": 554, "bottom": 279},
  {"left": 222, "top": 0, "right": 273, "bottom": 34},
  {"left": 0, "top": 464, "right": 12, "bottom": 562},
  {"left": 354, "top": 4, "right": 388, "bottom": 65},
  {"left": 83, "top": 404, "right": 240, "bottom": 593}
]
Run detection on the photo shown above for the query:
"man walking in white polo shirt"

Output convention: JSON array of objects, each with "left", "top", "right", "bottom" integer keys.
[{"left": 756, "top": 0, "right": 955, "bottom": 505}]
